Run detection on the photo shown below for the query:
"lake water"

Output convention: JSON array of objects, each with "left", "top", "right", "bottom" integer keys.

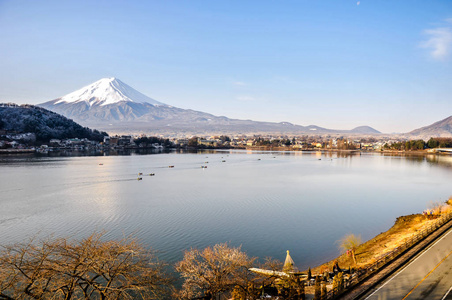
[{"left": 0, "top": 150, "right": 451, "bottom": 270}]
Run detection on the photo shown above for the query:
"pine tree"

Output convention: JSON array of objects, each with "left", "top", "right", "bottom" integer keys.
[
  {"left": 321, "top": 281, "right": 327, "bottom": 300},
  {"left": 332, "top": 272, "right": 344, "bottom": 296},
  {"left": 297, "top": 279, "right": 305, "bottom": 300},
  {"left": 314, "top": 277, "right": 321, "bottom": 300},
  {"left": 337, "top": 272, "right": 344, "bottom": 292}
]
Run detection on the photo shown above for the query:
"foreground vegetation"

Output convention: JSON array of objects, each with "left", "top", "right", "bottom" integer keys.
[
  {"left": 0, "top": 233, "right": 173, "bottom": 299},
  {"left": 0, "top": 237, "right": 296, "bottom": 300}
]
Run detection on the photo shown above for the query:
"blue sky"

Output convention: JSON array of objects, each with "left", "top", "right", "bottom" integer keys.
[{"left": 0, "top": 0, "right": 451, "bottom": 133}]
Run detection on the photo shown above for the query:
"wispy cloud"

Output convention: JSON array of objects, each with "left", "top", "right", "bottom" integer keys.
[
  {"left": 236, "top": 95, "right": 255, "bottom": 101},
  {"left": 420, "top": 21, "right": 452, "bottom": 61},
  {"left": 233, "top": 81, "right": 247, "bottom": 86},
  {"left": 357, "top": 1, "right": 360, "bottom": 6}
]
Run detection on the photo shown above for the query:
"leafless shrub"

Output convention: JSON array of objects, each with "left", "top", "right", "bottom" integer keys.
[
  {"left": 0, "top": 232, "right": 173, "bottom": 299},
  {"left": 175, "top": 243, "right": 256, "bottom": 300}
]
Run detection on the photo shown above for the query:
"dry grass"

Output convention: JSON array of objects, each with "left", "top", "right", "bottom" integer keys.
[
  {"left": 310, "top": 212, "right": 448, "bottom": 275},
  {"left": 303, "top": 199, "right": 452, "bottom": 298}
]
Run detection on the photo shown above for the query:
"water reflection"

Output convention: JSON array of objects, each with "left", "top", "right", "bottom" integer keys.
[
  {"left": 373, "top": 152, "right": 452, "bottom": 170},
  {"left": 46, "top": 148, "right": 170, "bottom": 157},
  {"left": 425, "top": 154, "right": 452, "bottom": 169}
]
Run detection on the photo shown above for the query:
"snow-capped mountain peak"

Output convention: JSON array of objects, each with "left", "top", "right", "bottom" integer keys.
[{"left": 55, "top": 77, "right": 165, "bottom": 107}]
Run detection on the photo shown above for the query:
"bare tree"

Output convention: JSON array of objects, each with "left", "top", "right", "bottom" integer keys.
[
  {"left": 0, "top": 232, "right": 173, "bottom": 299},
  {"left": 175, "top": 243, "right": 256, "bottom": 300},
  {"left": 339, "top": 234, "right": 362, "bottom": 265}
]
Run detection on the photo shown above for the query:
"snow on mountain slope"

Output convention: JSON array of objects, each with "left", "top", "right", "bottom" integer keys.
[{"left": 54, "top": 77, "right": 166, "bottom": 107}]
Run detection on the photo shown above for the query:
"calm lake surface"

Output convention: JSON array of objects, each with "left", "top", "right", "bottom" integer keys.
[{"left": 0, "top": 150, "right": 451, "bottom": 270}]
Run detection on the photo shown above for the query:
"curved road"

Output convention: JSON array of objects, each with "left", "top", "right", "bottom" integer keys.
[{"left": 362, "top": 226, "right": 452, "bottom": 300}]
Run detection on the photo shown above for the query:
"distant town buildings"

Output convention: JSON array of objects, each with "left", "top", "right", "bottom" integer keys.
[{"left": 1, "top": 130, "right": 451, "bottom": 154}]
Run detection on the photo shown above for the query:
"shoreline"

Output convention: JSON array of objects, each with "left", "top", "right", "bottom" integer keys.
[
  {"left": 308, "top": 202, "right": 452, "bottom": 276},
  {"left": 2, "top": 146, "right": 451, "bottom": 156}
]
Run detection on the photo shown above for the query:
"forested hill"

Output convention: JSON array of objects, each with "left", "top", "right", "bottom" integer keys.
[{"left": 0, "top": 103, "right": 108, "bottom": 142}]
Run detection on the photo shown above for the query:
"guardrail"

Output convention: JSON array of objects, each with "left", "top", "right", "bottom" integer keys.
[{"left": 328, "top": 211, "right": 452, "bottom": 299}]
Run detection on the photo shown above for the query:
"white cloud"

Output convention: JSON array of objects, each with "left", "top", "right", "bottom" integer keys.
[
  {"left": 357, "top": 1, "right": 360, "bottom": 6},
  {"left": 420, "top": 25, "right": 452, "bottom": 61},
  {"left": 236, "top": 95, "right": 255, "bottom": 101},
  {"left": 233, "top": 81, "right": 246, "bottom": 86}
]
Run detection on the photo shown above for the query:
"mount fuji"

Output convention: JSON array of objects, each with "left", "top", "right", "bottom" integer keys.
[
  {"left": 39, "top": 78, "right": 381, "bottom": 136},
  {"left": 53, "top": 77, "right": 165, "bottom": 107},
  {"left": 39, "top": 78, "right": 168, "bottom": 123}
]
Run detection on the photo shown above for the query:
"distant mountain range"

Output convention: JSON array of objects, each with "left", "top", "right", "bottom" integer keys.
[
  {"left": 39, "top": 78, "right": 381, "bottom": 136},
  {"left": 407, "top": 116, "right": 452, "bottom": 138}
]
